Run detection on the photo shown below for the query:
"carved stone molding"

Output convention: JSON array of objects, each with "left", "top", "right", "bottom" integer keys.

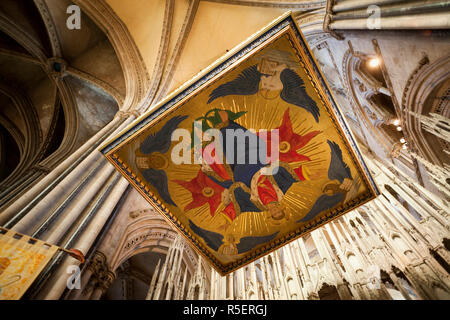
[
  {"left": 342, "top": 45, "right": 393, "bottom": 157},
  {"left": 153, "top": 0, "right": 200, "bottom": 105},
  {"left": 0, "top": 11, "right": 47, "bottom": 62},
  {"left": 144, "top": 0, "right": 175, "bottom": 107},
  {"left": 33, "top": 0, "right": 62, "bottom": 57},
  {"left": 0, "top": 83, "right": 42, "bottom": 188},
  {"left": 402, "top": 54, "right": 450, "bottom": 165},
  {"left": 203, "top": 0, "right": 326, "bottom": 9},
  {"left": 114, "top": 110, "right": 141, "bottom": 120},
  {"left": 128, "top": 208, "right": 154, "bottom": 219},
  {"left": 323, "top": 0, "right": 344, "bottom": 40}
]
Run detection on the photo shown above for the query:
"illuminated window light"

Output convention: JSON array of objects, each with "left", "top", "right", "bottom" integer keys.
[
  {"left": 368, "top": 57, "right": 380, "bottom": 68},
  {"left": 393, "top": 119, "right": 400, "bottom": 126}
]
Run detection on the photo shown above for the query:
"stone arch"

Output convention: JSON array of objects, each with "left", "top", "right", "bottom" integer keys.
[
  {"left": 391, "top": 265, "right": 421, "bottom": 299},
  {"left": 343, "top": 48, "right": 403, "bottom": 159},
  {"left": 111, "top": 224, "right": 195, "bottom": 275},
  {"left": 402, "top": 54, "right": 450, "bottom": 165},
  {"left": 383, "top": 184, "right": 422, "bottom": 221},
  {"left": 99, "top": 209, "right": 199, "bottom": 300},
  {"left": 429, "top": 249, "right": 450, "bottom": 275},
  {"left": 0, "top": 83, "right": 42, "bottom": 186},
  {"left": 0, "top": 0, "right": 146, "bottom": 207},
  {"left": 379, "top": 269, "right": 408, "bottom": 300}
]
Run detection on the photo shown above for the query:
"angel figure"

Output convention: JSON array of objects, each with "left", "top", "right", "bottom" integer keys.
[
  {"left": 207, "top": 49, "right": 320, "bottom": 122},
  {"left": 175, "top": 108, "right": 321, "bottom": 229},
  {"left": 189, "top": 219, "right": 279, "bottom": 256},
  {"left": 135, "top": 115, "right": 188, "bottom": 206},
  {"left": 297, "top": 140, "right": 361, "bottom": 222}
]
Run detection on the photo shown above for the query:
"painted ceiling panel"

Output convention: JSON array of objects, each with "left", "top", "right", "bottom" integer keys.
[{"left": 101, "top": 14, "right": 378, "bottom": 275}]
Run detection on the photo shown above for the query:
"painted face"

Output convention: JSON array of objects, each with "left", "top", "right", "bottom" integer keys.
[
  {"left": 136, "top": 153, "right": 169, "bottom": 170},
  {"left": 268, "top": 202, "right": 285, "bottom": 220},
  {"left": 258, "top": 59, "right": 286, "bottom": 91},
  {"left": 260, "top": 74, "right": 283, "bottom": 91}
]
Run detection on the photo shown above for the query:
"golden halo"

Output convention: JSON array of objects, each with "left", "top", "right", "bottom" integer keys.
[
  {"left": 279, "top": 141, "right": 291, "bottom": 153},
  {"left": 202, "top": 187, "right": 214, "bottom": 197},
  {"left": 148, "top": 153, "right": 169, "bottom": 170}
]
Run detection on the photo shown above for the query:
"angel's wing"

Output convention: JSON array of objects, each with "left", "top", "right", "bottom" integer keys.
[
  {"left": 297, "top": 193, "right": 345, "bottom": 223},
  {"left": 189, "top": 220, "right": 224, "bottom": 252},
  {"left": 327, "top": 140, "right": 352, "bottom": 183},
  {"left": 280, "top": 68, "right": 320, "bottom": 122},
  {"left": 207, "top": 65, "right": 262, "bottom": 103},
  {"left": 140, "top": 115, "right": 188, "bottom": 154},
  {"left": 141, "top": 168, "right": 176, "bottom": 206},
  {"left": 236, "top": 232, "right": 279, "bottom": 254}
]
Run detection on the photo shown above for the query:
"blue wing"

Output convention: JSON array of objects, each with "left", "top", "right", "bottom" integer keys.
[
  {"left": 233, "top": 187, "right": 262, "bottom": 213},
  {"left": 280, "top": 68, "right": 320, "bottom": 122},
  {"left": 327, "top": 140, "right": 352, "bottom": 183},
  {"left": 189, "top": 220, "right": 224, "bottom": 252},
  {"left": 297, "top": 193, "right": 345, "bottom": 223},
  {"left": 208, "top": 65, "right": 262, "bottom": 103},
  {"left": 140, "top": 115, "right": 188, "bottom": 154},
  {"left": 236, "top": 232, "right": 279, "bottom": 254},
  {"left": 273, "top": 166, "right": 298, "bottom": 194},
  {"left": 141, "top": 168, "right": 176, "bottom": 206}
]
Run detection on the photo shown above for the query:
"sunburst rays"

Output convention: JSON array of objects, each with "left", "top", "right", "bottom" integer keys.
[
  {"left": 131, "top": 47, "right": 364, "bottom": 260},
  {"left": 164, "top": 95, "right": 332, "bottom": 238},
  {"left": 130, "top": 93, "right": 334, "bottom": 240}
]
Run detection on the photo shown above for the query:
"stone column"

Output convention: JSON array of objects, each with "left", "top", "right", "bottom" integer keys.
[
  {"left": 335, "top": 220, "right": 369, "bottom": 299},
  {"left": 365, "top": 205, "right": 430, "bottom": 299},
  {"left": 297, "top": 238, "right": 319, "bottom": 300},
  {"left": 146, "top": 259, "right": 161, "bottom": 300},
  {"left": 0, "top": 116, "right": 122, "bottom": 222},
  {"left": 88, "top": 270, "right": 115, "bottom": 300},
  {"left": 283, "top": 245, "right": 304, "bottom": 300},
  {"left": 314, "top": 229, "right": 353, "bottom": 300},
  {"left": 35, "top": 176, "right": 129, "bottom": 299}
]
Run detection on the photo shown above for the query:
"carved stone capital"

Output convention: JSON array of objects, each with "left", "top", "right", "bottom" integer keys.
[
  {"left": 323, "top": 12, "right": 345, "bottom": 41},
  {"left": 97, "top": 270, "right": 116, "bottom": 291},
  {"left": 114, "top": 109, "right": 141, "bottom": 120},
  {"left": 85, "top": 251, "right": 116, "bottom": 293}
]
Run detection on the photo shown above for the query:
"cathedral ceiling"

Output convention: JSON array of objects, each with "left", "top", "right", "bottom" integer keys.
[{"left": 0, "top": 0, "right": 124, "bottom": 191}]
